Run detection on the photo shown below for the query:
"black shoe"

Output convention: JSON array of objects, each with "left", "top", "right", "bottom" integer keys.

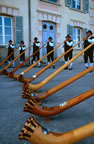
[
  {"left": 64, "top": 67, "right": 68, "bottom": 70},
  {"left": 69, "top": 67, "right": 72, "bottom": 70},
  {"left": 86, "top": 67, "right": 88, "bottom": 69},
  {"left": 38, "top": 65, "right": 41, "bottom": 68},
  {"left": 52, "top": 65, "right": 55, "bottom": 69}
]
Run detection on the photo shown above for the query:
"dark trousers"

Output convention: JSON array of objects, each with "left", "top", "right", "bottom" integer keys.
[
  {"left": 64, "top": 51, "right": 72, "bottom": 61},
  {"left": 33, "top": 51, "right": 40, "bottom": 61},
  {"left": 20, "top": 52, "right": 25, "bottom": 61},
  {"left": 47, "top": 49, "right": 54, "bottom": 62},
  {"left": 84, "top": 51, "right": 93, "bottom": 63},
  {"left": 8, "top": 50, "right": 14, "bottom": 61}
]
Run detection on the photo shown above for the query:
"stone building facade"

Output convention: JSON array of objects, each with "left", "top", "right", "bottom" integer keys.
[{"left": 0, "top": 0, "right": 93, "bottom": 63}]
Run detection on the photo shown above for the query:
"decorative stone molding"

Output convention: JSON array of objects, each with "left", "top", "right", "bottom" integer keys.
[
  {"left": 48, "top": 14, "right": 52, "bottom": 21},
  {"left": 71, "top": 20, "right": 85, "bottom": 28},
  {"left": 43, "top": 14, "right": 47, "bottom": 20},
  {"left": 52, "top": 15, "right": 56, "bottom": 22},
  {"left": 0, "top": 5, "right": 19, "bottom": 16},
  {"left": 38, "top": 12, "right": 61, "bottom": 24}
]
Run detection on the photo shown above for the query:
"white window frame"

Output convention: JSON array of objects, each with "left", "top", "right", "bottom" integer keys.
[
  {"left": 0, "top": 16, "right": 13, "bottom": 45},
  {"left": 72, "top": 0, "right": 81, "bottom": 10},
  {"left": 73, "top": 27, "right": 81, "bottom": 49}
]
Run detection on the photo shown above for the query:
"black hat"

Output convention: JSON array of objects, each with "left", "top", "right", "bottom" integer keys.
[
  {"left": 86, "top": 30, "right": 93, "bottom": 35},
  {"left": 34, "top": 37, "right": 38, "bottom": 40},
  {"left": 8, "top": 40, "right": 12, "bottom": 42},
  {"left": 20, "top": 40, "right": 24, "bottom": 44},
  {"left": 48, "top": 36, "right": 52, "bottom": 40},
  {"left": 65, "top": 35, "right": 71, "bottom": 38}
]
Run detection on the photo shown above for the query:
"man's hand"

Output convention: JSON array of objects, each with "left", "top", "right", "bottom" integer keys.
[
  {"left": 82, "top": 37, "right": 88, "bottom": 41},
  {"left": 64, "top": 40, "right": 66, "bottom": 43}
]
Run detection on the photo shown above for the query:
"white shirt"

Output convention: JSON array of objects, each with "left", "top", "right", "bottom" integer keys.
[
  {"left": 49, "top": 42, "right": 54, "bottom": 47},
  {"left": 35, "top": 42, "right": 40, "bottom": 47},
  {"left": 62, "top": 41, "right": 73, "bottom": 47},
  {"left": 19, "top": 46, "right": 26, "bottom": 51},
  {"left": 81, "top": 35, "right": 94, "bottom": 45},
  {"left": 66, "top": 41, "right": 73, "bottom": 47},
  {"left": 7, "top": 44, "right": 15, "bottom": 49},
  {"left": 88, "top": 36, "right": 94, "bottom": 43}
]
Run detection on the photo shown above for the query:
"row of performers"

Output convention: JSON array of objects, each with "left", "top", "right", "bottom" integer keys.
[{"left": 7, "top": 30, "right": 94, "bottom": 70}]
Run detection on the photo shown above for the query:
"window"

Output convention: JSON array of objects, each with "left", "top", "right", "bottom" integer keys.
[
  {"left": 72, "top": 0, "right": 81, "bottom": 10},
  {"left": 48, "top": 0, "right": 57, "bottom": 3},
  {"left": 0, "top": 16, "right": 12, "bottom": 45},
  {"left": 40, "top": 0, "right": 58, "bottom": 4},
  {"left": 65, "top": 0, "right": 81, "bottom": 10},
  {"left": 73, "top": 28, "right": 81, "bottom": 48},
  {"left": 84, "top": 0, "right": 89, "bottom": 13}
]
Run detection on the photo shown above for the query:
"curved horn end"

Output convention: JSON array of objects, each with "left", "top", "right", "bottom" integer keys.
[
  {"left": 17, "top": 74, "right": 24, "bottom": 82},
  {"left": 8, "top": 72, "right": 13, "bottom": 78},
  {"left": 24, "top": 99, "right": 36, "bottom": 110},
  {"left": 19, "top": 117, "right": 38, "bottom": 141},
  {"left": 2, "top": 69, "right": 8, "bottom": 75}
]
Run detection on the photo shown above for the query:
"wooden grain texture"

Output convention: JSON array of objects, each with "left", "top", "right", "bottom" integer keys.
[
  {"left": 3, "top": 46, "right": 30, "bottom": 70},
  {"left": 23, "top": 89, "right": 94, "bottom": 117},
  {"left": 11, "top": 43, "right": 46, "bottom": 74},
  {"left": 0, "top": 46, "right": 19, "bottom": 67},
  {"left": 27, "top": 42, "right": 94, "bottom": 91},
  {"left": 19, "top": 117, "right": 94, "bottom": 144},
  {"left": 20, "top": 41, "right": 64, "bottom": 75},
  {"left": 22, "top": 66, "right": 94, "bottom": 100},
  {"left": 21, "top": 40, "right": 83, "bottom": 83}
]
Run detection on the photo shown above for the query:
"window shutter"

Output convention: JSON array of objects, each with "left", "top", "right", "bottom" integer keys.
[
  {"left": 65, "top": 0, "right": 72, "bottom": 7},
  {"left": 83, "top": 28, "right": 87, "bottom": 37},
  {"left": 67, "top": 24, "right": 73, "bottom": 40},
  {"left": 48, "top": 0, "right": 57, "bottom": 3},
  {"left": 84, "top": 0, "right": 89, "bottom": 13},
  {"left": 15, "top": 16, "right": 23, "bottom": 45}
]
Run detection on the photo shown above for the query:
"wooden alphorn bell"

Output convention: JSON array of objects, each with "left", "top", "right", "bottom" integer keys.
[
  {"left": 22, "top": 66, "right": 94, "bottom": 100},
  {"left": 23, "top": 42, "right": 94, "bottom": 91},
  {"left": 8, "top": 43, "right": 47, "bottom": 79},
  {"left": 19, "top": 40, "right": 83, "bottom": 82},
  {"left": 19, "top": 117, "right": 94, "bottom": 144},
  {"left": 23, "top": 89, "right": 94, "bottom": 120},
  {"left": 17, "top": 41, "right": 65, "bottom": 81},
  {"left": 0, "top": 45, "right": 19, "bottom": 68},
  {"left": 1, "top": 46, "right": 30, "bottom": 75}
]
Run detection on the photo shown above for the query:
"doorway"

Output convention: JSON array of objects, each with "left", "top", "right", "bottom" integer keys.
[{"left": 42, "top": 21, "right": 56, "bottom": 58}]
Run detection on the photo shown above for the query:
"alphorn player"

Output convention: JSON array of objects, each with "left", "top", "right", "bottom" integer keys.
[
  {"left": 46, "top": 36, "right": 55, "bottom": 69},
  {"left": 7, "top": 40, "right": 15, "bottom": 67},
  {"left": 19, "top": 40, "right": 26, "bottom": 64},
  {"left": 82, "top": 30, "right": 94, "bottom": 69},
  {"left": 33, "top": 37, "right": 41, "bottom": 67},
  {"left": 63, "top": 35, "right": 73, "bottom": 70}
]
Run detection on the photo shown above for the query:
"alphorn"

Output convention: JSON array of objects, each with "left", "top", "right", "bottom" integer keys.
[
  {"left": 18, "top": 40, "right": 83, "bottom": 82},
  {"left": 23, "top": 89, "right": 94, "bottom": 118},
  {"left": 8, "top": 43, "right": 47, "bottom": 78},
  {"left": 23, "top": 42, "right": 94, "bottom": 91},
  {"left": 8, "top": 41, "right": 64, "bottom": 80},
  {"left": 0, "top": 46, "right": 19, "bottom": 67},
  {"left": 1, "top": 46, "right": 30, "bottom": 75},
  {"left": 22, "top": 66, "right": 94, "bottom": 100},
  {"left": 17, "top": 41, "right": 65, "bottom": 78},
  {"left": 19, "top": 117, "right": 94, "bottom": 144}
]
